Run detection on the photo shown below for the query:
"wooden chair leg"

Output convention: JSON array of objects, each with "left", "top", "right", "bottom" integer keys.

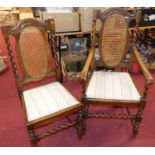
[
  {"left": 77, "top": 110, "right": 86, "bottom": 139},
  {"left": 28, "top": 128, "right": 40, "bottom": 147},
  {"left": 132, "top": 107, "right": 143, "bottom": 136},
  {"left": 82, "top": 110, "right": 86, "bottom": 135},
  {"left": 84, "top": 104, "right": 89, "bottom": 119},
  {"left": 81, "top": 98, "right": 89, "bottom": 119}
]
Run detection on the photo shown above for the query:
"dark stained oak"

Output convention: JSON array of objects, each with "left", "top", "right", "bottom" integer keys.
[{"left": 3, "top": 18, "right": 85, "bottom": 146}]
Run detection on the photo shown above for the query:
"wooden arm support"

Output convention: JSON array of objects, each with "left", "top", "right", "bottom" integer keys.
[
  {"left": 80, "top": 47, "right": 95, "bottom": 81},
  {"left": 132, "top": 46, "right": 153, "bottom": 85}
]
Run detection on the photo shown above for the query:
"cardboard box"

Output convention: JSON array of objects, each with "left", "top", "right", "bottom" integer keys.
[
  {"left": 19, "top": 7, "right": 33, "bottom": 20},
  {"left": 0, "top": 10, "right": 19, "bottom": 25},
  {"left": 39, "top": 11, "right": 80, "bottom": 33},
  {"left": 0, "top": 7, "right": 12, "bottom": 11},
  {"left": 0, "top": 11, "right": 10, "bottom": 24},
  {"left": 79, "top": 7, "right": 108, "bottom": 32}
]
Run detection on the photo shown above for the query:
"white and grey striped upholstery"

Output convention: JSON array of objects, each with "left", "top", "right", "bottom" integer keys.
[
  {"left": 86, "top": 71, "right": 141, "bottom": 101},
  {"left": 23, "top": 82, "right": 79, "bottom": 122}
]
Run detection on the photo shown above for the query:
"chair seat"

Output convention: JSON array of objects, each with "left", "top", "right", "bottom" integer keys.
[
  {"left": 23, "top": 82, "right": 80, "bottom": 122},
  {"left": 86, "top": 71, "right": 141, "bottom": 102}
]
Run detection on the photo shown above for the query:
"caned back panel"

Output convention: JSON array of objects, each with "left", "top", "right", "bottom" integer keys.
[
  {"left": 19, "top": 26, "right": 48, "bottom": 79},
  {"left": 100, "top": 14, "right": 128, "bottom": 68}
]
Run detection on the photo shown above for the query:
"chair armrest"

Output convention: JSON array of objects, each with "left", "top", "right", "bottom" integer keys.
[
  {"left": 80, "top": 47, "right": 95, "bottom": 81},
  {"left": 132, "top": 46, "right": 153, "bottom": 85}
]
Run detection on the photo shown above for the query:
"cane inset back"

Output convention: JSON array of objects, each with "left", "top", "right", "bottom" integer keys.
[
  {"left": 19, "top": 26, "right": 48, "bottom": 79},
  {"left": 96, "top": 8, "right": 130, "bottom": 69}
]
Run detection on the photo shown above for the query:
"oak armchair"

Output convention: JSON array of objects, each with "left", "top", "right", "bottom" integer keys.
[
  {"left": 80, "top": 8, "right": 153, "bottom": 135},
  {"left": 3, "top": 18, "right": 85, "bottom": 146}
]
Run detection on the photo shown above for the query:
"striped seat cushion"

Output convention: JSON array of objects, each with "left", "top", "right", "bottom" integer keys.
[
  {"left": 23, "top": 82, "right": 79, "bottom": 122},
  {"left": 86, "top": 71, "right": 141, "bottom": 102}
]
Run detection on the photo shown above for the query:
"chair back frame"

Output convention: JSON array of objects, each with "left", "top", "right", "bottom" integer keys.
[{"left": 3, "top": 18, "right": 60, "bottom": 91}]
